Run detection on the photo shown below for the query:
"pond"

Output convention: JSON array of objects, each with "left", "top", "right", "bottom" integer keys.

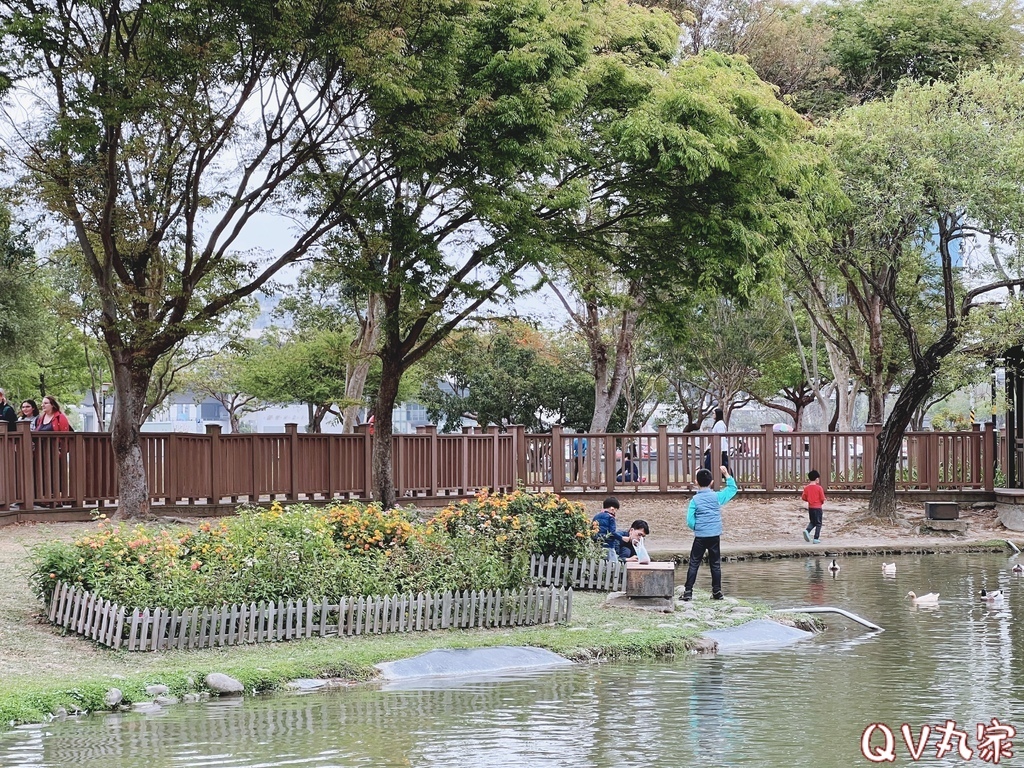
[{"left": 2, "top": 552, "right": 1022, "bottom": 767}]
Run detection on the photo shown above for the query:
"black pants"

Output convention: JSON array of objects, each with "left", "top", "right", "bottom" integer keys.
[
  {"left": 684, "top": 535, "right": 722, "bottom": 593},
  {"left": 805, "top": 508, "right": 823, "bottom": 540},
  {"left": 703, "top": 450, "right": 730, "bottom": 471}
]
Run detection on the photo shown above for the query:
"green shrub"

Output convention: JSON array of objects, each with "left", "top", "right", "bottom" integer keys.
[{"left": 29, "top": 490, "right": 596, "bottom": 610}]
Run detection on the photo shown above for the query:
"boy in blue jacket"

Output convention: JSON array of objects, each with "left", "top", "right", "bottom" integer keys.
[{"left": 682, "top": 465, "right": 738, "bottom": 601}]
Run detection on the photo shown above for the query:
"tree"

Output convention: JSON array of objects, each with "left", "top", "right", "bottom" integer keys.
[
  {"left": 419, "top": 320, "right": 602, "bottom": 432},
  {"left": 824, "top": 0, "right": 1022, "bottom": 102},
  {"left": 0, "top": 0, "right": 420, "bottom": 516},
  {"left": 179, "top": 343, "right": 268, "bottom": 433},
  {"left": 819, "top": 67, "right": 1024, "bottom": 521}
]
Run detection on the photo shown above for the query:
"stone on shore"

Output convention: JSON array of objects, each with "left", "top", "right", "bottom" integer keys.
[
  {"left": 103, "top": 688, "right": 123, "bottom": 708},
  {"left": 145, "top": 684, "right": 169, "bottom": 697},
  {"left": 204, "top": 673, "right": 244, "bottom": 695}
]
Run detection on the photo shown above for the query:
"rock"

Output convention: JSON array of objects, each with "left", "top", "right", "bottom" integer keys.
[
  {"left": 145, "top": 684, "right": 169, "bottom": 697},
  {"left": 731, "top": 606, "right": 755, "bottom": 615},
  {"left": 182, "top": 693, "right": 201, "bottom": 704},
  {"left": 690, "top": 637, "right": 718, "bottom": 654},
  {"left": 131, "top": 702, "right": 162, "bottom": 714},
  {"left": 154, "top": 695, "right": 179, "bottom": 706},
  {"left": 621, "top": 628, "right": 643, "bottom": 634},
  {"left": 51, "top": 707, "right": 67, "bottom": 721},
  {"left": 204, "top": 673, "right": 244, "bottom": 695},
  {"left": 185, "top": 676, "right": 196, "bottom": 689},
  {"left": 973, "top": 501, "right": 996, "bottom": 509},
  {"left": 199, "top": 692, "right": 211, "bottom": 701},
  {"left": 103, "top": 688, "right": 123, "bottom": 708},
  {"left": 287, "top": 679, "right": 327, "bottom": 692}
]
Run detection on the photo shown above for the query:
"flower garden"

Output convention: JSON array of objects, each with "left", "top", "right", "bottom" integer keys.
[{"left": 31, "top": 490, "right": 600, "bottom": 611}]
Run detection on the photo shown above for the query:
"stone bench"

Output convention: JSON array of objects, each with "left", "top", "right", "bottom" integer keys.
[{"left": 625, "top": 561, "right": 676, "bottom": 599}]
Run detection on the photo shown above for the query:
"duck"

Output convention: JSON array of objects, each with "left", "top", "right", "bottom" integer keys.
[
  {"left": 882, "top": 562, "right": 896, "bottom": 574},
  {"left": 828, "top": 559, "right": 840, "bottom": 573},
  {"left": 981, "top": 589, "right": 1004, "bottom": 601},
  {"left": 1012, "top": 563, "right": 1023, "bottom": 575},
  {"left": 906, "top": 591, "right": 940, "bottom": 605}
]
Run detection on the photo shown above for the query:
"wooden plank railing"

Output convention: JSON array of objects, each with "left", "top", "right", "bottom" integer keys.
[
  {"left": 530, "top": 554, "right": 627, "bottom": 591},
  {"left": 46, "top": 581, "right": 573, "bottom": 651},
  {"left": 0, "top": 421, "right": 1002, "bottom": 516}
]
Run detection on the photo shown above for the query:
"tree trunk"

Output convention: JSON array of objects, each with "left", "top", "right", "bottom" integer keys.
[
  {"left": 372, "top": 351, "right": 402, "bottom": 508},
  {"left": 109, "top": 362, "right": 153, "bottom": 519},
  {"left": 342, "top": 294, "right": 381, "bottom": 433},
  {"left": 868, "top": 358, "right": 943, "bottom": 521},
  {"left": 588, "top": 308, "right": 638, "bottom": 433}
]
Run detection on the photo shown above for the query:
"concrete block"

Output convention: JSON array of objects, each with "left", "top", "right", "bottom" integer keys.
[{"left": 925, "top": 501, "right": 959, "bottom": 520}]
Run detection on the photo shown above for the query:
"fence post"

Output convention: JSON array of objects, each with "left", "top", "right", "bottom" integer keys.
[
  {"left": 206, "top": 424, "right": 222, "bottom": 505},
  {"left": 425, "top": 425, "right": 438, "bottom": 497},
  {"left": 250, "top": 430, "right": 260, "bottom": 503},
  {"left": 491, "top": 428, "right": 500, "bottom": 492},
  {"left": 73, "top": 430, "right": 86, "bottom": 508},
  {"left": 761, "top": 424, "right": 776, "bottom": 493},
  {"left": 512, "top": 425, "right": 527, "bottom": 488},
  {"left": 983, "top": 425, "right": 995, "bottom": 492},
  {"left": 657, "top": 424, "right": 669, "bottom": 493},
  {"left": 394, "top": 433, "right": 405, "bottom": 498},
  {"left": 357, "top": 423, "right": 373, "bottom": 500},
  {"left": 863, "top": 423, "right": 882, "bottom": 487},
  {"left": 810, "top": 430, "right": 829, "bottom": 493},
  {"left": 551, "top": 426, "right": 563, "bottom": 495},
  {"left": 286, "top": 424, "right": 300, "bottom": 501},
  {"left": 605, "top": 433, "right": 615, "bottom": 493},
  {"left": 167, "top": 433, "right": 179, "bottom": 504},
  {"left": 971, "top": 423, "right": 982, "bottom": 489}
]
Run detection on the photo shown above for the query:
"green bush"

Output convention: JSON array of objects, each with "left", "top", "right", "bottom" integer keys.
[{"left": 29, "top": 490, "right": 595, "bottom": 610}]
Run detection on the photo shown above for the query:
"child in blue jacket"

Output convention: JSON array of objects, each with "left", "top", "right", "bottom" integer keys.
[{"left": 682, "top": 465, "right": 738, "bottom": 601}]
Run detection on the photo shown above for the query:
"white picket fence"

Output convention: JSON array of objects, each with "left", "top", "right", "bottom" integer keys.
[
  {"left": 530, "top": 554, "right": 626, "bottom": 591},
  {"left": 46, "top": 581, "right": 573, "bottom": 651}
]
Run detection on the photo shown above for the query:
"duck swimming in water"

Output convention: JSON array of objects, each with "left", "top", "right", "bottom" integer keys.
[
  {"left": 906, "top": 591, "right": 940, "bottom": 605},
  {"left": 981, "top": 589, "right": 1004, "bottom": 601},
  {"left": 882, "top": 562, "right": 896, "bottom": 574},
  {"left": 828, "top": 559, "right": 840, "bottom": 573}
]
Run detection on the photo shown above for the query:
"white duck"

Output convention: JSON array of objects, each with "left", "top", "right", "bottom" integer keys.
[
  {"left": 882, "top": 562, "right": 896, "bottom": 574},
  {"left": 981, "top": 589, "right": 1004, "bottom": 601},
  {"left": 906, "top": 591, "right": 940, "bottom": 605},
  {"left": 828, "top": 559, "right": 840, "bottom": 573}
]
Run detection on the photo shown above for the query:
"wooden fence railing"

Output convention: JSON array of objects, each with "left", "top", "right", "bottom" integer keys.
[
  {"left": 529, "top": 554, "right": 627, "bottom": 591},
  {"left": 47, "top": 581, "right": 573, "bottom": 651},
  {"left": 0, "top": 421, "right": 1000, "bottom": 516}
]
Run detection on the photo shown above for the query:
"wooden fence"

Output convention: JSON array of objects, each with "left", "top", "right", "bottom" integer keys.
[
  {"left": 530, "top": 554, "right": 627, "bottom": 591},
  {"left": 0, "top": 421, "right": 1001, "bottom": 518},
  {"left": 46, "top": 581, "right": 573, "bottom": 651}
]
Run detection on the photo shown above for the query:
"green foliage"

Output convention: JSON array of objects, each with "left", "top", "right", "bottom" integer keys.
[
  {"left": 29, "top": 490, "right": 594, "bottom": 608},
  {"left": 419, "top": 320, "right": 603, "bottom": 432},
  {"left": 825, "top": 0, "right": 1022, "bottom": 101}
]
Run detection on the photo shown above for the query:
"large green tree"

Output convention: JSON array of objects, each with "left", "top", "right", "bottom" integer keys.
[
  {"left": 820, "top": 67, "right": 1024, "bottom": 520},
  {"left": 0, "top": 0, "right": 433, "bottom": 516}
]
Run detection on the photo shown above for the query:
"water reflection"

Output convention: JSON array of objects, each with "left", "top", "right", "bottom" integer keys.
[{"left": 3, "top": 553, "right": 1024, "bottom": 767}]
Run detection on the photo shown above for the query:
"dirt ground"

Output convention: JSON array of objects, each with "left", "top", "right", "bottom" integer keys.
[{"left": 575, "top": 494, "right": 1014, "bottom": 558}]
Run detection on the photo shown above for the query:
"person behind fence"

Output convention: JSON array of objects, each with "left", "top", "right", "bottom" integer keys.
[
  {"left": 616, "top": 448, "right": 642, "bottom": 482},
  {"left": 35, "top": 395, "right": 71, "bottom": 432},
  {"left": 0, "top": 389, "right": 16, "bottom": 431},
  {"left": 703, "top": 407, "right": 730, "bottom": 471},
  {"left": 682, "top": 465, "right": 737, "bottom": 601},
  {"left": 801, "top": 469, "right": 826, "bottom": 544},
  {"left": 19, "top": 400, "right": 38, "bottom": 426}
]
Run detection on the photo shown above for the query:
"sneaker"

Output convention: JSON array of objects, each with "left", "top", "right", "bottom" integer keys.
[
  {"left": 712, "top": 591, "right": 724, "bottom": 600},
  {"left": 682, "top": 590, "right": 693, "bottom": 601},
  {"left": 802, "top": 529, "right": 811, "bottom": 543},
  {"left": 813, "top": 539, "right": 821, "bottom": 544}
]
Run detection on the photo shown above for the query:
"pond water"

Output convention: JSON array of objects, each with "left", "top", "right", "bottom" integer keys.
[{"left": 3, "top": 552, "right": 1023, "bottom": 767}]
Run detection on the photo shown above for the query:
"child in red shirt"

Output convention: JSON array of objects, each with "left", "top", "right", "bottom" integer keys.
[{"left": 801, "top": 469, "right": 826, "bottom": 544}]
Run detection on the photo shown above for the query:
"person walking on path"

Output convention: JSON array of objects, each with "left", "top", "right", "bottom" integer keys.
[
  {"left": 682, "top": 465, "right": 737, "bottom": 601},
  {"left": 801, "top": 469, "right": 826, "bottom": 544},
  {"left": 703, "top": 408, "right": 729, "bottom": 471},
  {"left": 0, "top": 390, "right": 16, "bottom": 431}
]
